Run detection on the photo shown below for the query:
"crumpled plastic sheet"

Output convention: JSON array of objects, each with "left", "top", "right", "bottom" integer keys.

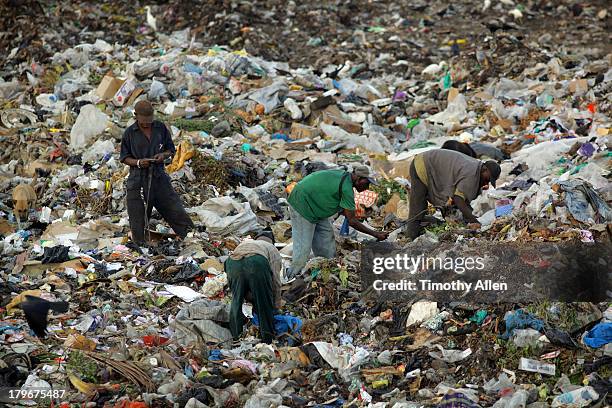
[
  {"left": 492, "top": 389, "right": 528, "bottom": 408},
  {"left": 245, "top": 80, "right": 288, "bottom": 113},
  {"left": 171, "top": 299, "right": 232, "bottom": 346},
  {"left": 244, "top": 378, "right": 287, "bottom": 408},
  {"left": 511, "top": 138, "right": 583, "bottom": 180},
  {"left": 557, "top": 180, "right": 612, "bottom": 224},
  {"left": 187, "top": 197, "right": 259, "bottom": 236},
  {"left": 483, "top": 373, "right": 515, "bottom": 395},
  {"left": 204, "top": 383, "right": 246, "bottom": 407},
  {"left": 426, "top": 94, "right": 467, "bottom": 130},
  {"left": 319, "top": 122, "right": 389, "bottom": 154},
  {"left": 428, "top": 345, "right": 472, "bottom": 363},
  {"left": 500, "top": 309, "right": 544, "bottom": 340},
  {"left": 309, "top": 341, "right": 370, "bottom": 376},
  {"left": 82, "top": 139, "right": 115, "bottom": 164},
  {"left": 39, "top": 245, "right": 70, "bottom": 264}
]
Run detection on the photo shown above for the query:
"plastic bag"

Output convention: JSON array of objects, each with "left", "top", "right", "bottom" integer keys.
[
  {"left": 187, "top": 197, "right": 259, "bottom": 236},
  {"left": 247, "top": 81, "right": 288, "bottom": 113},
  {"left": 551, "top": 387, "right": 599, "bottom": 407},
  {"left": 149, "top": 79, "right": 168, "bottom": 99},
  {"left": 171, "top": 299, "right": 232, "bottom": 346},
  {"left": 429, "top": 345, "right": 472, "bottom": 363},
  {"left": 426, "top": 94, "right": 467, "bottom": 130},
  {"left": 82, "top": 139, "right": 115, "bottom": 163},
  {"left": 557, "top": 180, "right": 612, "bottom": 224},
  {"left": 69, "top": 104, "right": 109, "bottom": 151}
]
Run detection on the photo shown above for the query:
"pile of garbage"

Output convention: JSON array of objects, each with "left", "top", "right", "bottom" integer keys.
[{"left": 1, "top": 0, "right": 611, "bottom": 406}]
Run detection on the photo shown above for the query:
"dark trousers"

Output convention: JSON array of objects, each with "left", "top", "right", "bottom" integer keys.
[
  {"left": 406, "top": 161, "right": 429, "bottom": 240},
  {"left": 126, "top": 173, "right": 194, "bottom": 245},
  {"left": 225, "top": 255, "right": 275, "bottom": 344}
]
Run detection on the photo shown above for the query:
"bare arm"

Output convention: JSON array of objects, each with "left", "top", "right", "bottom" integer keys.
[
  {"left": 121, "top": 157, "right": 155, "bottom": 168},
  {"left": 343, "top": 208, "right": 389, "bottom": 241},
  {"left": 452, "top": 195, "right": 479, "bottom": 224}
]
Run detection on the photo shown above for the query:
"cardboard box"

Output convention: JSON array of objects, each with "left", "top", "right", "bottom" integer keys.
[
  {"left": 113, "top": 78, "right": 138, "bottom": 106},
  {"left": 290, "top": 122, "right": 321, "bottom": 139},
  {"left": 322, "top": 105, "right": 362, "bottom": 134},
  {"left": 568, "top": 79, "right": 588, "bottom": 95},
  {"left": 95, "top": 75, "right": 124, "bottom": 101},
  {"left": 95, "top": 75, "right": 143, "bottom": 106}
]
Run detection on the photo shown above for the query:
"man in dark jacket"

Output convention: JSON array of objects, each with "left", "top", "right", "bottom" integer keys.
[
  {"left": 119, "top": 100, "right": 194, "bottom": 245},
  {"left": 407, "top": 149, "right": 501, "bottom": 240}
]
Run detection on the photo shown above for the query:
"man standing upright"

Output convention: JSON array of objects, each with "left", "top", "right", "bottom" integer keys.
[{"left": 119, "top": 100, "right": 194, "bottom": 245}]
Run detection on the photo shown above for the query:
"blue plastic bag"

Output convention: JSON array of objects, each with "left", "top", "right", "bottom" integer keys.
[
  {"left": 252, "top": 313, "right": 303, "bottom": 345},
  {"left": 583, "top": 322, "right": 612, "bottom": 348}
]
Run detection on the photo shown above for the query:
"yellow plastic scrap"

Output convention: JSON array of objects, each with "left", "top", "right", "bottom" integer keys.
[
  {"left": 68, "top": 373, "right": 97, "bottom": 396},
  {"left": 166, "top": 140, "right": 196, "bottom": 173},
  {"left": 232, "top": 49, "right": 249, "bottom": 56}
]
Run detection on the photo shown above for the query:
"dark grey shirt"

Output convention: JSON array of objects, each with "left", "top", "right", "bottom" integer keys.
[
  {"left": 421, "top": 149, "right": 483, "bottom": 206},
  {"left": 120, "top": 120, "right": 175, "bottom": 179}
]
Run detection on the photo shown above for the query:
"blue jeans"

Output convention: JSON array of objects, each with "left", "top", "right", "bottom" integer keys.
[{"left": 289, "top": 205, "right": 336, "bottom": 277}]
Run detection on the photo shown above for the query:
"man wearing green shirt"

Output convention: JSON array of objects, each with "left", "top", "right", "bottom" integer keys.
[{"left": 287, "top": 165, "right": 389, "bottom": 278}]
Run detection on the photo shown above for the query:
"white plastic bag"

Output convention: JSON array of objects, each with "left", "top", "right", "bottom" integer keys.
[
  {"left": 149, "top": 79, "right": 168, "bottom": 99},
  {"left": 406, "top": 301, "right": 439, "bottom": 326},
  {"left": 188, "top": 197, "right": 259, "bottom": 236},
  {"left": 70, "top": 104, "right": 109, "bottom": 151},
  {"left": 82, "top": 139, "right": 115, "bottom": 163},
  {"left": 426, "top": 94, "right": 467, "bottom": 130}
]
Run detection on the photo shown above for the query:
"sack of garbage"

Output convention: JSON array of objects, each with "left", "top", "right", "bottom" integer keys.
[
  {"left": 171, "top": 299, "right": 232, "bottom": 346},
  {"left": 188, "top": 197, "right": 259, "bottom": 236}
]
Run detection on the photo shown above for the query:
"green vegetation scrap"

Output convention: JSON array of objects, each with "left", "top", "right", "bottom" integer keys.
[
  {"left": 171, "top": 118, "right": 215, "bottom": 133},
  {"left": 67, "top": 351, "right": 99, "bottom": 383},
  {"left": 371, "top": 178, "right": 407, "bottom": 206},
  {"left": 190, "top": 152, "right": 230, "bottom": 191}
]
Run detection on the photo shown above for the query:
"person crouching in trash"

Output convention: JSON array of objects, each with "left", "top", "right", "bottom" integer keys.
[
  {"left": 406, "top": 149, "right": 501, "bottom": 240},
  {"left": 119, "top": 100, "right": 194, "bottom": 246},
  {"left": 225, "top": 231, "right": 282, "bottom": 344}
]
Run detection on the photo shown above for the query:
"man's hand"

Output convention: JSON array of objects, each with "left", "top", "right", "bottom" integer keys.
[
  {"left": 344, "top": 209, "right": 390, "bottom": 241},
  {"left": 152, "top": 153, "right": 166, "bottom": 163},
  {"left": 467, "top": 222, "right": 481, "bottom": 230},
  {"left": 375, "top": 231, "right": 389, "bottom": 241},
  {"left": 139, "top": 159, "right": 151, "bottom": 168}
]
